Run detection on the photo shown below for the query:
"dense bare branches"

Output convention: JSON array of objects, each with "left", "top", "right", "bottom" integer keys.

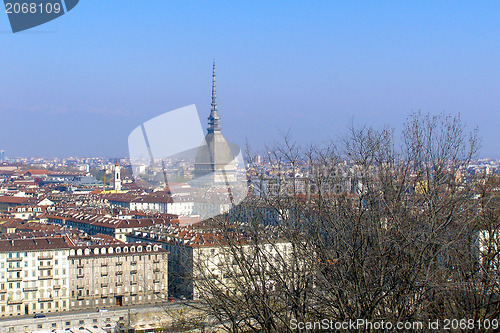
[{"left": 184, "top": 113, "right": 499, "bottom": 332}]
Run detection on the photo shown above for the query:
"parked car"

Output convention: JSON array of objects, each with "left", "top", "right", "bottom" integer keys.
[
  {"left": 98, "top": 308, "right": 109, "bottom": 313},
  {"left": 168, "top": 297, "right": 176, "bottom": 302},
  {"left": 34, "top": 313, "right": 46, "bottom": 318}
]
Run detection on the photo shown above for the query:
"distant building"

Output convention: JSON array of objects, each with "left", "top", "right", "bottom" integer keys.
[
  {"left": 193, "top": 62, "right": 238, "bottom": 186},
  {"left": 0, "top": 151, "right": 5, "bottom": 163},
  {"left": 0, "top": 196, "right": 37, "bottom": 212},
  {"left": 106, "top": 193, "right": 194, "bottom": 216},
  {"left": 8, "top": 205, "right": 45, "bottom": 220},
  {"left": 114, "top": 163, "right": 122, "bottom": 191},
  {"left": 46, "top": 211, "right": 175, "bottom": 242}
]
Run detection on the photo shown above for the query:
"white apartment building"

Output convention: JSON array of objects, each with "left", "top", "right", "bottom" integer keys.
[
  {"left": 127, "top": 228, "right": 293, "bottom": 300},
  {"left": 0, "top": 237, "right": 71, "bottom": 317}
]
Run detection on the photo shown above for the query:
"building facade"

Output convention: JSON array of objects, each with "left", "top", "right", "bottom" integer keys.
[
  {"left": 0, "top": 238, "right": 71, "bottom": 317},
  {"left": 68, "top": 242, "right": 168, "bottom": 311},
  {"left": 0, "top": 239, "right": 169, "bottom": 317},
  {"left": 128, "top": 227, "right": 292, "bottom": 300}
]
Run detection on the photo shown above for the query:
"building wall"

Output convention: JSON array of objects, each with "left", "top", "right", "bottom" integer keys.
[
  {"left": 190, "top": 242, "right": 293, "bottom": 300},
  {"left": 130, "top": 202, "right": 166, "bottom": 213},
  {"left": 167, "top": 202, "right": 194, "bottom": 216},
  {"left": 126, "top": 233, "right": 293, "bottom": 301},
  {"left": 68, "top": 244, "right": 168, "bottom": 311},
  {"left": 0, "top": 243, "right": 169, "bottom": 317},
  {"left": 0, "top": 248, "right": 70, "bottom": 317}
]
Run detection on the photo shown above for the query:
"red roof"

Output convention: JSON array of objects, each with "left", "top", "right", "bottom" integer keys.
[
  {"left": 24, "top": 169, "right": 50, "bottom": 175},
  {"left": 0, "top": 237, "right": 72, "bottom": 252},
  {"left": 0, "top": 196, "right": 30, "bottom": 204}
]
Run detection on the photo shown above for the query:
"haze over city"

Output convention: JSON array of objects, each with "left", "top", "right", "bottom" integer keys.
[
  {"left": 2, "top": 2, "right": 500, "bottom": 332},
  {"left": 1, "top": 1, "right": 499, "bottom": 158}
]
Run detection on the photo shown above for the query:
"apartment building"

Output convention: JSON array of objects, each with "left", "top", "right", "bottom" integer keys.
[
  {"left": 106, "top": 193, "right": 195, "bottom": 216},
  {"left": 0, "top": 238, "right": 169, "bottom": 318},
  {"left": 46, "top": 211, "right": 172, "bottom": 242},
  {"left": 0, "top": 237, "right": 71, "bottom": 317},
  {"left": 128, "top": 226, "right": 293, "bottom": 300},
  {"left": 68, "top": 242, "right": 168, "bottom": 311}
]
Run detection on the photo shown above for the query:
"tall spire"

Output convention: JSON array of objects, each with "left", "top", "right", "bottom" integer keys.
[
  {"left": 211, "top": 60, "right": 217, "bottom": 109},
  {"left": 208, "top": 60, "right": 221, "bottom": 133}
]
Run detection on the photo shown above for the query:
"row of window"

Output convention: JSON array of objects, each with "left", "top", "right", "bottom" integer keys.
[
  {"left": 0, "top": 289, "right": 66, "bottom": 300},
  {"left": 71, "top": 253, "right": 163, "bottom": 265},
  {"left": 0, "top": 280, "right": 65, "bottom": 290},
  {"left": 0, "top": 268, "right": 66, "bottom": 279},
  {"left": 0, "top": 300, "right": 67, "bottom": 315},
  {"left": 1, "top": 251, "right": 64, "bottom": 259}
]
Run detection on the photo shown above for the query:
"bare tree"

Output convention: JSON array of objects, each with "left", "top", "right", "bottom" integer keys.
[{"left": 176, "top": 112, "right": 499, "bottom": 332}]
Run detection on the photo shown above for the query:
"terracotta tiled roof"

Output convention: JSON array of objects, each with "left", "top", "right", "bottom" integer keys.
[
  {"left": 46, "top": 211, "right": 175, "bottom": 230},
  {"left": 24, "top": 169, "right": 50, "bottom": 175},
  {"left": 0, "top": 237, "right": 72, "bottom": 252},
  {"left": 0, "top": 196, "right": 30, "bottom": 204}
]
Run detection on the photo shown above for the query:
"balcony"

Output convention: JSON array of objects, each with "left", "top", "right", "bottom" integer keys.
[
  {"left": 130, "top": 281, "right": 138, "bottom": 285},
  {"left": 153, "top": 268, "right": 160, "bottom": 273},
  {"left": 39, "top": 254, "right": 53, "bottom": 260},
  {"left": 130, "top": 270, "right": 137, "bottom": 275},
  {"left": 153, "top": 260, "right": 160, "bottom": 264},
  {"left": 101, "top": 263, "right": 108, "bottom": 267},
  {"left": 7, "top": 257, "right": 22, "bottom": 262},
  {"left": 7, "top": 266, "right": 22, "bottom": 272},
  {"left": 131, "top": 261, "right": 137, "bottom": 265},
  {"left": 38, "top": 297, "right": 53, "bottom": 302},
  {"left": 76, "top": 264, "right": 84, "bottom": 269},
  {"left": 116, "top": 271, "right": 123, "bottom": 276},
  {"left": 53, "top": 285, "right": 61, "bottom": 290},
  {"left": 76, "top": 285, "right": 84, "bottom": 290},
  {"left": 23, "top": 287, "right": 38, "bottom": 292},
  {"left": 38, "top": 266, "right": 52, "bottom": 270},
  {"left": 153, "top": 279, "right": 160, "bottom": 284},
  {"left": 115, "top": 282, "right": 123, "bottom": 287},
  {"left": 38, "top": 275, "right": 53, "bottom": 280},
  {"left": 7, "top": 277, "right": 22, "bottom": 282},
  {"left": 101, "top": 273, "right": 108, "bottom": 277},
  {"left": 101, "top": 283, "right": 108, "bottom": 288},
  {"left": 76, "top": 274, "right": 84, "bottom": 278},
  {"left": 115, "top": 262, "right": 122, "bottom": 266},
  {"left": 7, "top": 299, "right": 23, "bottom": 305}
]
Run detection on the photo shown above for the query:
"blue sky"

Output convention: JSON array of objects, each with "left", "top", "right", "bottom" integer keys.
[{"left": 0, "top": 1, "right": 499, "bottom": 158}]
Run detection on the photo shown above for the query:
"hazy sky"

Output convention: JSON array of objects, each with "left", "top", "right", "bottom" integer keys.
[{"left": 0, "top": 1, "right": 499, "bottom": 158}]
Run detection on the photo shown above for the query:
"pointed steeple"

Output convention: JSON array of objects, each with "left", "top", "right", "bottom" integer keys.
[{"left": 208, "top": 60, "right": 221, "bottom": 133}]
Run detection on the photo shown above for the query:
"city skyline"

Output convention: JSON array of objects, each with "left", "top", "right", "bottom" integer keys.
[
  {"left": 1, "top": 1, "right": 499, "bottom": 158},
  {"left": 1, "top": 2, "right": 500, "bottom": 331}
]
